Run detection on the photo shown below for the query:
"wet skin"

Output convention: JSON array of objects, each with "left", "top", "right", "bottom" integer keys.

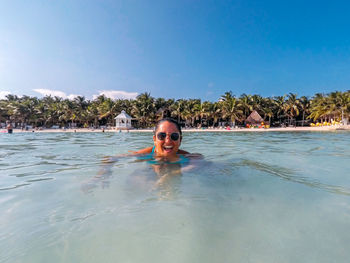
[
  {"left": 153, "top": 121, "right": 182, "bottom": 159},
  {"left": 83, "top": 122, "right": 204, "bottom": 193}
]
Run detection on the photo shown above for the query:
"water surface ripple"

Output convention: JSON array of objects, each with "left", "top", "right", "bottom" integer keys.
[{"left": 1, "top": 131, "right": 350, "bottom": 263}]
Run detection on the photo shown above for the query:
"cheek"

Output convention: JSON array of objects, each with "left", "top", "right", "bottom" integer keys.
[{"left": 155, "top": 140, "right": 164, "bottom": 148}]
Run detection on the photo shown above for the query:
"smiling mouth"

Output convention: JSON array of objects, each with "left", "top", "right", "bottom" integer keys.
[{"left": 163, "top": 145, "right": 173, "bottom": 152}]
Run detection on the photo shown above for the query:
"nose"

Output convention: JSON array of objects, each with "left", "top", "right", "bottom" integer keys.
[{"left": 165, "top": 134, "right": 172, "bottom": 143}]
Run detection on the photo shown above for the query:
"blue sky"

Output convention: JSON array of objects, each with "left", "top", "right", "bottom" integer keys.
[{"left": 1, "top": 0, "right": 350, "bottom": 101}]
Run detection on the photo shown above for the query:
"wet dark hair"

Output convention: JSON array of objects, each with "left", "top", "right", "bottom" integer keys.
[{"left": 154, "top": 117, "right": 182, "bottom": 135}]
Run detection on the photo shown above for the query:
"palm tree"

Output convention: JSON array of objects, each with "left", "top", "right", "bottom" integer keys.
[
  {"left": 0, "top": 100, "right": 9, "bottom": 123},
  {"left": 239, "top": 94, "right": 253, "bottom": 119},
  {"left": 24, "top": 97, "right": 40, "bottom": 127},
  {"left": 86, "top": 102, "right": 100, "bottom": 128},
  {"left": 261, "top": 97, "right": 274, "bottom": 125},
  {"left": 332, "top": 91, "right": 350, "bottom": 123},
  {"left": 73, "top": 96, "right": 89, "bottom": 126},
  {"left": 131, "top": 92, "right": 155, "bottom": 128},
  {"left": 171, "top": 99, "right": 186, "bottom": 123},
  {"left": 94, "top": 96, "right": 118, "bottom": 126},
  {"left": 41, "top": 96, "right": 60, "bottom": 127},
  {"left": 199, "top": 101, "right": 213, "bottom": 126},
  {"left": 1, "top": 89, "right": 348, "bottom": 129},
  {"left": 154, "top": 98, "right": 174, "bottom": 113},
  {"left": 251, "top": 94, "right": 263, "bottom": 114},
  {"left": 220, "top": 91, "right": 242, "bottom": 126},
  {"left": 34, "top": 100, "right": 49, "bottom": 127},
  {"left": 206, "top": 101, "right": 221, "bottom": 127},
  {"left": 273, "top": 95, "right": 287, "bottom": 126},
  {"left": 299, "top": 96, "right": 310, "bottom": 126},
  {"left": 192, "top": 100, "right": 203, "bottom": 127},
  {"left": 6, "top": 96, "right": 39, "bottom": 127},
  {"left": 285, "top": 93, "right": 300, "bottom": 126},
  {"left": 182, "top": 99, "right": 200, "bottom": 127},
  {"left": 309, "top": 93, "right": 327, "bottom": 122}
]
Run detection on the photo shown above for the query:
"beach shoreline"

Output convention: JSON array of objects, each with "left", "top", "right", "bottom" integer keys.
[{"left": 2, "top": 125, "right": 350, "bottom": 133}]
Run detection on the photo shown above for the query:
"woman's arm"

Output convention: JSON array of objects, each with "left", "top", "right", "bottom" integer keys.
[
  {"left": 130, "top": 146, "right": 153, "bottom": 155},
  {"left": 82, "top": 146, "right": 154, "bottom": 193}
]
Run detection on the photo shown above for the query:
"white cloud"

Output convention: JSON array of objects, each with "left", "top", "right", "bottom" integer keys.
[
  {"left": 93, "top": 90, "right": 138, "bottom": 100},
  {"left": 0, "top": 91, "right": 11, "bottom": 100},
  {"left": 67, "top": 94, "right": 81, "bottom": 100},
  {"left": 31, "top": 89, "right": 137, "bottom": 100},
  {"left": 33, "top": 89, "right": 81, "bottom": 100},
  {"left": 33, "top": 89, "right": 67, "bottom": 98}
]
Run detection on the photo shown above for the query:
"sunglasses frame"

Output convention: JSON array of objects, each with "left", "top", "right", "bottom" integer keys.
[{"left": 156, "top": 132, "right": 180, "bottom": 141}]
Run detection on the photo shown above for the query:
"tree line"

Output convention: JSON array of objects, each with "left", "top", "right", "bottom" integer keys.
[{"left": 0, "top": 90, "right": 349, "bottom": 128}]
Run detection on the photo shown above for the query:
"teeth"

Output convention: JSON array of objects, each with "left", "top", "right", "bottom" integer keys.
[{"left": 164, "top": 146, "right": 173, "bottom": 149}]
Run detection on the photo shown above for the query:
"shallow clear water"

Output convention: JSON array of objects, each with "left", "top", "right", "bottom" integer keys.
[{"left": 1, "top": 131, "right": 350, "bottom": 263}]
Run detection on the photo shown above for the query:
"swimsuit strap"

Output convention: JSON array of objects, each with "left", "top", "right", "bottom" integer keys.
[
  {"left": 138, "top": 146, "right": 189, "bottom": 165},
  {"left": 179, "top": 155, "right": 189, "bottom": 164}
]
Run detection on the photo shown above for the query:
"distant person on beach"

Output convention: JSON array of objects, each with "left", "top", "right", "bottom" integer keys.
[{"left": 6, "top": 122, "right": 13, "bottom": 134}]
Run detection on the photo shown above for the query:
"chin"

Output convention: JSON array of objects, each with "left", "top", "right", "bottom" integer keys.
[{"left": 162, "top": 151, "right": 176, "bottom": 157}]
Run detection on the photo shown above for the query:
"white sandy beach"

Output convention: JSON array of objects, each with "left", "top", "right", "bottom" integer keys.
[{"left": 2, "top": 125, "right": 350, "bottom": 133}]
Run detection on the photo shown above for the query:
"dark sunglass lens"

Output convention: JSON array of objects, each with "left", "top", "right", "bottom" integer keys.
[
  {"left": 157, "top": 132, "right": 166, "bottom": 140},
  {"left": 171, "top": 133, "right": 180, "bottom": 141}
]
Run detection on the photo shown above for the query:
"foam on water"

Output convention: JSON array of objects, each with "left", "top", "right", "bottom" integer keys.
[{"left": 1, "top": 131, "right": 350, "bottom": 263}]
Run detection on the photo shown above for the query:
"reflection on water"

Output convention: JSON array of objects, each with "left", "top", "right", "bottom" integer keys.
[
  {"left": 83, "top": 154, "right": 195, "bottom": 200},
  {"left": 231, "top": 159, "right": 350, "bottom": 196},
  {"left": 1, "top": 131, "right": 350, "bottom": 263}
]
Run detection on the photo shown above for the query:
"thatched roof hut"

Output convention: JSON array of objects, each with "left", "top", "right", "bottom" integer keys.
[{"left": 245, "top": 110, "right": 264, "bottom": 125}]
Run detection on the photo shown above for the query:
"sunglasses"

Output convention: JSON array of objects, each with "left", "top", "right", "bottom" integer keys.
[{"left": 156, "top": 132, "right": 180, "bottom": 141}]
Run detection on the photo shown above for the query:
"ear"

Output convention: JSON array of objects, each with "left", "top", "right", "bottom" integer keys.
[{"left": 153, "top": 135, "right": 156, "bottom": 143}]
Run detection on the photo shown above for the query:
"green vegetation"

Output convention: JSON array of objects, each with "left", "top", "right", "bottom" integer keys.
[{"left": 1, "top": 91, "right": 349, "bottom": 128}]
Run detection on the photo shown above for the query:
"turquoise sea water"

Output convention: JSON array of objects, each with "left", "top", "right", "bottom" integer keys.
[{"left": 1, "top": 131, "right": 350, "bottom": 263}]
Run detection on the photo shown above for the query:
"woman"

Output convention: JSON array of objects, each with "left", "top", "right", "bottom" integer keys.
[
  {"left": 82, "top": 118, "right": 202, "bottom": 193},
  {"left": 132, "top": 118, "right": 192, "bottom": 162}
]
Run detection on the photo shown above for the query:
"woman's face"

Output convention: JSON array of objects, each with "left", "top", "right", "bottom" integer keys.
[{"left": 153, "top": 121, "right": 181, "bottom": 157}]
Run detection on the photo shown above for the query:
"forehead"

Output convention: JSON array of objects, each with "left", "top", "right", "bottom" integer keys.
[{"left": 156, "top": 121, "right": 179, "bottom": 133}]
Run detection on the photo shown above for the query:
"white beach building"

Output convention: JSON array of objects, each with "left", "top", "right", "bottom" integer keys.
[{"left": 115, "top": 110, "right": 133, "bottom": 129}]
